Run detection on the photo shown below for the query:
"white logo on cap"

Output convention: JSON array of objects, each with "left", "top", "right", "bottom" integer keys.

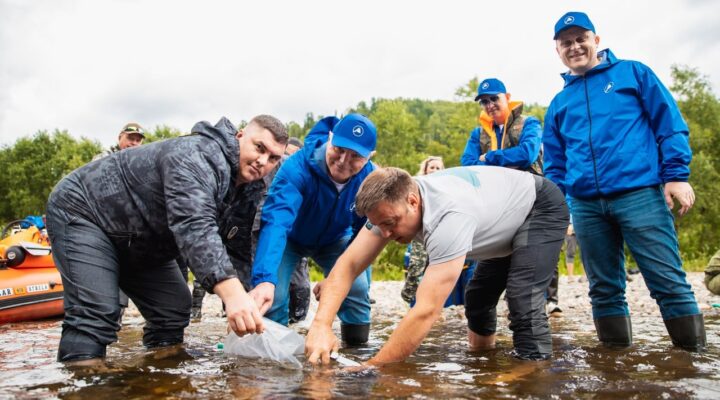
[
  {"left": 564, "top": 16, "right": 575, "bottom": 25},
  {"left": 481, "top": 82, "right": 490, "bottom": 89},
  {"left": 603, "top": 81, "right": 615, "bottom": 93},
  {"left": 352, "top": 125, "right": 364, "bottom": 137}
]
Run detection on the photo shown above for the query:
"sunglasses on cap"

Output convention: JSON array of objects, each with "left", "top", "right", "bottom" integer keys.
[
  {"left": 123, "top": 126, "right": 143, "bottom": 134},
  {"left": 479, "top": 95, "right": 501, "bottom": 106}
]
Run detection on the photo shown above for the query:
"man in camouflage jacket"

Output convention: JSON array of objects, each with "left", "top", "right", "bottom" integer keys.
[
  {"left": 46, "top": 115, "right": 287, "bottom": 363},
  {"left": 705, "top": 250, "right": 720, "bottom": 295}
]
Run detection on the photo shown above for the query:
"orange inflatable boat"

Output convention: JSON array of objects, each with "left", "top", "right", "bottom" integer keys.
[{"left": 0, "top": 223, "right": 64, "bottom": 324}]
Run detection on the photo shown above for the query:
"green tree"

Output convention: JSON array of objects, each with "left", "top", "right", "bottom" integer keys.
[
  {"left": 670, "top": 65, "right": 720, "bottom": 260},
  {"left": 367, "top": 99, "right": 422, "bottom": 172},
  {"left": 143, "top": 125, "right": 185, "bottom": 143},
  {"left": 0, "top": 130, "right": 101, "bottom": 223},
  {"left": 455, "top": 76, "right": 479, "bottom": 101}
]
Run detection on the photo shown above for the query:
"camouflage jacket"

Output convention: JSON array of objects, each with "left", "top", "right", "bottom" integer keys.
[
  {"left": 401, "top": 240, "right": 429, "bottom": 303},
  {"left": 47, "top": 117, "right": 263, "bottom": 293},
  {"left": 221, "top": 162, "right": 282, "bottom": 291},
  {"left": 705, "top": 249, "right": 720, "bottom": 295}
]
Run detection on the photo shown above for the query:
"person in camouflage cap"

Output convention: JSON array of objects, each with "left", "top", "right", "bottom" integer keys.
[
  {"left": 46, "top": 115, "right": 287, "bottom": 364},
  {"left": 705, "top": 250, "right": 720, "bottom": 295},
  {"left": 92, "top": 122, "right": 146, "bottom": 161}
]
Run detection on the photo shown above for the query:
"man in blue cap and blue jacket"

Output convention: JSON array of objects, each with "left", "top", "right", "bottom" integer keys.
[
  {"left": 543, "top": 11, "right": 705, "bottom": 351},
  {"left": 460, "top": 78, "right": 543, "bottom": 175},
  {"left": 250, "top": 113, "right": 377, "bottom": 345}
]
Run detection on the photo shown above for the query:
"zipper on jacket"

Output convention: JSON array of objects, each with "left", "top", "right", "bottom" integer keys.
[
  {"left": 584, "top": 78, "right": 602, "bottom": 196},
  {"left": 316, "top": 190, "right": 341, "bottom": 248}
]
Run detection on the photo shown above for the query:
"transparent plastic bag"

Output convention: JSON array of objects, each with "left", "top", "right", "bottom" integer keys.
[{"left": 224, "top": 318, "right": 305, "bottom": 368}]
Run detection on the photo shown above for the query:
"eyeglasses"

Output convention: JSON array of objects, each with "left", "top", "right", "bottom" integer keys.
[{"left": 479, "top": 95, "right": 501, "bottom": 106}]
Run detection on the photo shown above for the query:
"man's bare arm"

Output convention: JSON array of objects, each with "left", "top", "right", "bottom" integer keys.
[
  {"left": 305, "top": 227, "right": 389, "bottom": 364},
  {"left": 367, "top": 255, "right": 465, "bottom": 366}
]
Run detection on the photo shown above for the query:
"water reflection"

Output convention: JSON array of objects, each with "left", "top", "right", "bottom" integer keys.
[{"left": 1, "top": 307, "right": 719, "bottom": 399}]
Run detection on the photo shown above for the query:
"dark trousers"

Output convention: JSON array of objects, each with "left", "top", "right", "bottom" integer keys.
[
  {"left": 46, "top": 205, "right": 191, "bottom": 362},
  {"left": 288, "top": 257, "right": 311, "bottom": 323},
  {"left": 547, "top": 268, "right": 559, "bottom": 304},
  {"left": 465, "top": 177, "right": 568, "bottom": 359}
]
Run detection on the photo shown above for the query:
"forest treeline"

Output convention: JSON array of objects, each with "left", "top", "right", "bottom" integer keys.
[{"left": 1, "top": 66, "right": 718, "bottom": 270}]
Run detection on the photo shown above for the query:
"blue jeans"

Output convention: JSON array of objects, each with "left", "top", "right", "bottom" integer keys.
[
  {"left": 571, "top": 186, "right": 699, "bottom": 320},
  {"left": 265, "top": 237, "right": 371, "bottom": 326}
]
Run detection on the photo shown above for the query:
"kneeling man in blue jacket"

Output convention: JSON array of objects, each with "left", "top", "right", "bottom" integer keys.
[{"left": 250, "top": 114, "right": 377, "bottom": 344}]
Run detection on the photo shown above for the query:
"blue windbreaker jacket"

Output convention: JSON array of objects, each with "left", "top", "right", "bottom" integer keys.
[
  {"left": 251, "top": 116, "right": 375, "bottom": 286},
  {"left": 543, "top": 49, "right": 691, "bottom": 199}
]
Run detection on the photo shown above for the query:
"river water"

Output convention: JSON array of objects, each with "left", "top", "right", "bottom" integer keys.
[{"left": 1, "top": 286, "right": 719, "bottom": 399}]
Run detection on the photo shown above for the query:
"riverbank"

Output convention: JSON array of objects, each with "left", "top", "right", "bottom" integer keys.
[{"left": 126, "top": 272, "right": 720, "bottom": 322}]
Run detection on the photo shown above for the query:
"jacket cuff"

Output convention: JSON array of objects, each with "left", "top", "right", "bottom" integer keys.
[
  {"left": 200, "top": 268, "right": 238, "bottom": 294},
  {"left": 251, "top": 272, "right": 278, "bottom": 287}
]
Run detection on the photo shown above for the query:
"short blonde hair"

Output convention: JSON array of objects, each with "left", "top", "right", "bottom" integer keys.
[
  {"left": 356, "top": 167, "right": 415, "bottom": 216},
  {"left": 417, "top": 156, "right": 444, "bottom": 176}
]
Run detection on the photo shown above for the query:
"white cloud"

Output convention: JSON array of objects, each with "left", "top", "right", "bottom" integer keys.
[{"left": 1, "top": 0, "right": 718, "bottom": 146}]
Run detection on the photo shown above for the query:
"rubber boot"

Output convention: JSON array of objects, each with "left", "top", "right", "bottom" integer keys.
[
  {"left": 594, "top": 315, "right": 632, "bottom": 347},
  {"left": 57, "top": 328, "right": 107, "bottom": 362},
  {"left": 664, "top": 314, "right": 706, "bottom": 352},
  {"left": 341, "top": 323, "right": 370, "bottom": 346}
]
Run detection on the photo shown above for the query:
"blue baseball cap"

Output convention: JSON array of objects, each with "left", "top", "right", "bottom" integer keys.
[
  {"left": 474, "top": 78, "right": 506, "bottom": 101},
  {"left": 554, "top": 11, "right": 595, "bottom": 39},
  {"left": 331, "top": 113, "right": 377, "bottom": 158}
]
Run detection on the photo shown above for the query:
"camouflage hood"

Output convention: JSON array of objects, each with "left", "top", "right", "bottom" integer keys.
[{"left": 190, "top": 117, "right": 240, "bottom": 181}]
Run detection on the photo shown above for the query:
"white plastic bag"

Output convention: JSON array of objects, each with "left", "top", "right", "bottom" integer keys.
[{"left": 224, "top": 318, "right": 305, "bottom": 368}]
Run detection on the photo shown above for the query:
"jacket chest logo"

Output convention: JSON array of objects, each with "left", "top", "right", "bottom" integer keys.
[
  {"left": 603, "top": 82, "right": 615, "bottom": 94},
  {"left": 227, "top": 226, "right": 239, "bottom": 239}
]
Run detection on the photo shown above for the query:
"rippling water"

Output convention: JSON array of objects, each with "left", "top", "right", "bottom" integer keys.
[{"left": 1, "top": 306, "right": 719, "bottom": 399}]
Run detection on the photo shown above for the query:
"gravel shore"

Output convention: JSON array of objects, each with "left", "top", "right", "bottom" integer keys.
[{"left": 127, "top": 272, "right": 720, "bottom": 323}]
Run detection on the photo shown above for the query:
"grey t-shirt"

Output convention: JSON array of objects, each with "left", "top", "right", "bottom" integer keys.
[{"left": 414, "top": 166, "right": 536, "bottom": 264}]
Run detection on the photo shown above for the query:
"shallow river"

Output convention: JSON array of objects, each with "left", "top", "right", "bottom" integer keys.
[{"left": 1, "top": 300, "right": 719, "bottom": 399}]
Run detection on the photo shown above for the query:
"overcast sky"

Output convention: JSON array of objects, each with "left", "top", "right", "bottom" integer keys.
[{"left": 1, "top": 0, "right": 718, "bottom": 147}]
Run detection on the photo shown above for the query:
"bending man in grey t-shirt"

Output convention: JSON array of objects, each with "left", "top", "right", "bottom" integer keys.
[{"left": 305, "top": 166, "right": 568, "bottom": 364}]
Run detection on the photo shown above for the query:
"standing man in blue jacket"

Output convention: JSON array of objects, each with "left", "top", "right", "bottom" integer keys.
[
  {"left": 250, "top": 114, "right": 377, "bottom": 345},
  {"left": 460, "top": 78, "right": 542, "bottom": 175},
  {"left": 543, "top": 11, "right": 705, "bottom": 351}
]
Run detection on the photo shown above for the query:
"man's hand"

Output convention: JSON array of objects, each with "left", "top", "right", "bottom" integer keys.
[
  {"left": 664, "top": 181, "right": 695, "bottom": 216},
  {"left": 249, "top": 282, "right": 275, "bottom": 315},
  {"left": 213, "top": 278, "right": 265, "bottom": 337},
  {"left": 313, "top": 279, "right": 325, "bottom": 301},
  {"left": 479, "top": 153, "right": 487, "bottom": 162},
  {"left": 305, "top": 323, "right": 339, "bottom": 366}
]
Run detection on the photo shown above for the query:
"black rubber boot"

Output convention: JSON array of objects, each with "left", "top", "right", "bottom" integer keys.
[
  {"left": 594, "top": 315, "right": 632, "bottom": 347},
  {"left": 664, "top": 314, "right": 707, "bottom": 352},
  {"left": 57, "top": 328, "right": 107, "bottom": 362},
  {"left": 341, "top": 323, "right": 370, "bottom": 346}
]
